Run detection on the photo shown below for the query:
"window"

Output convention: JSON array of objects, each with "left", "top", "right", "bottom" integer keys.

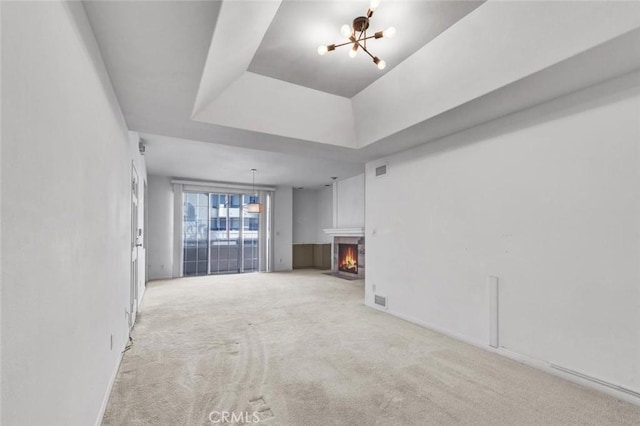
[
  {"left": 245, "top": 217, "right": 258, "bottom": 231},
  {"left": 182, "top": 191, "right": 264, "bottom": 275},
  {"left": 210, "top": 217, "right": 227, "bottom": 231}
]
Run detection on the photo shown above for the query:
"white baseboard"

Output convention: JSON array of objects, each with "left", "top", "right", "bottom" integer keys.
[
  {"left": 137, "top": 284, "right": 146, "bottom": 311},
  {"left": 366, "top": 300, "right": 486, "bottom": 348},
  {"left": 499, "top": 348, "right": 640, "bottom": 404},
  {"left": 94, "top": 345, "right": 125, "bottom": 426},
  {"left": 365, "top": 301, "right": 640, "bottom": 407}
]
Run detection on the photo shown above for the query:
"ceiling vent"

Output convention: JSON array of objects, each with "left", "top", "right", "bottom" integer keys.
[
  {"left": 375, "top": 164, "right": 387, "bottom": 177},
  {"left": 374, "top": 294, "right": 387, "bottom": 309}
]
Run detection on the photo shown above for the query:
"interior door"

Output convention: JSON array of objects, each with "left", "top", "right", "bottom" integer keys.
[{"left": 130, "top": 164, "right": 139, "bottom": 328}]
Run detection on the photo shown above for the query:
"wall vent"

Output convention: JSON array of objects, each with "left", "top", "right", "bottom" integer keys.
[
  {"left": 375, "top": 164, "right": 387, "bottom": 177},
  {"left": 374, "top": 294, "right": 387, "bottom": 309}
]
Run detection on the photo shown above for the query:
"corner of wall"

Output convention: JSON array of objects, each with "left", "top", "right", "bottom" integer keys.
[
  {"left": 274, "top": 186, "right": 293, "bottom": 271},
  {"left": 335, "top": 173, "right": 365, "bottom": 229},
  {"left": 147, "top": 176, "right": 175, "bottom": 280}
]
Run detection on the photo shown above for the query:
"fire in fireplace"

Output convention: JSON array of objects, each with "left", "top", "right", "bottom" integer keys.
[{"left": 338, "top": 243, "right": 358, "bottom": 274}]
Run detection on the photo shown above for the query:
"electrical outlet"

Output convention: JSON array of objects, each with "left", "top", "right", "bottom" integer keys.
[{"left": 372, "top": 284, "right": 377, "bottom": 292}]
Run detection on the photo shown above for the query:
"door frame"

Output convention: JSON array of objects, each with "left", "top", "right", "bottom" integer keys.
[{"left": 130, "top": 163, "right": 140, "bottom": 329}]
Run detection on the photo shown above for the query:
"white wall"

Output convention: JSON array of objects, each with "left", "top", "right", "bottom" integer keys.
[
  {"left": 336, "top": 174, "right": 365, "bottom": 228},
  {"left": 147, "top": 175, "right": 174, "bottom": 280},
  {"left": 292, "top": 187, "right": 333, "bottom": 244},
  {"left": 1, "top": 2, "right": 146, "bottom": 425},
  {"left": 274, "top": 186, "right": 293, "bottom": 271},
  {"left": 365, "top": 72, "right": 640, "bottom": 396},
  {"left": 316, "top": 186, "right": 333, "bottom": 243},
  {"left": 292, "top": 189, "right": 318, "bottom": 244}
]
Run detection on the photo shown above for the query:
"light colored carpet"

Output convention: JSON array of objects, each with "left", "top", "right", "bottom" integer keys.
[{"left": 102, "top": 270, "right": 640, "bottom": 425}]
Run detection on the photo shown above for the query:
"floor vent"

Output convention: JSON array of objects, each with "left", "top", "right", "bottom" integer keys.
[
  {"left": 374, "top": 294, "right": 387, "bottom": 309},
  {"left": 375, "top": 164, "right": 387, "bottom": 177}
]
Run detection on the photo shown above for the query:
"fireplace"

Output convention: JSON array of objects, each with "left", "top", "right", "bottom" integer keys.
[
  {"left": 338, "top": 244, "right": 358, "bottom": 274},
  {"left": 323, "top": 228, "right": 365, "bottom": 279},
  {"left": 331, "top": 236, "right": 364, "bottom": 279}
]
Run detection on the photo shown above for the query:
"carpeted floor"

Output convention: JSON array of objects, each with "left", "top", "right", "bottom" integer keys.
[{"left": 102, "top": 270, "right": 640, "bottom": 425}]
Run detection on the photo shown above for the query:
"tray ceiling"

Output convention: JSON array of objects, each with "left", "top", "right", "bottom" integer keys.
[
  {"left": 83, "top": 0, "right": 640, "bottom": 186},
  {"left": 248, "top": 1, "right": 483, "bottom": 97}
]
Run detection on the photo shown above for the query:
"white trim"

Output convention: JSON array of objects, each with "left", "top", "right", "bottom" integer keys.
[
  {"left": 323, "top": 228, "right": 364, "bottom": 237},
  {"left": 366, "top": 302, "right": 640, "bottom": 407},
  {"left": 94, "top": 348, "right": 125, "bottom": 426},
  {"left": 171, "top": 178, "right": 275, "bottom": 192},
  {"left": 332, "top": 181, "right": 338, "bottom": 228},
  {"left": 488, "top": 276, "right": 499, "bottom": 348},
  {"left": 267, "top": 192, "right": 274, "bottom": 272},
  {"left": 137, "top": 283, "right": 146, "bottom": 311}
]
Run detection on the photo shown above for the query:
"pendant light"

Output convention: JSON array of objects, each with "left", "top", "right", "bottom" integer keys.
[{"left": 247, "top": 169, "right": 263, "bottom": 213}]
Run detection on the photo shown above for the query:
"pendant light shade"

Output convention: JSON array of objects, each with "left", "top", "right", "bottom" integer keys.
[
  {"left": 247, "top": 196, "right": 263, "bottom": 213},
  {"left": 247, "top": 169, "right": 263, "bottom": 213}
]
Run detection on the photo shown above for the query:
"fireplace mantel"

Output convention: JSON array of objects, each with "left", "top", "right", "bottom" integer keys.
[{"left": 323, "top": 228, "right": 364, "bottom": 237}]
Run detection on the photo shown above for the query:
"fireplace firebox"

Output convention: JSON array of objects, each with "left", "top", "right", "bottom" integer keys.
[
  {"left": 324, "top": 231, "right": 364, "bottom": 279},
  {"left": 338, "top": 243, "right": 358, "bottom": 274}
]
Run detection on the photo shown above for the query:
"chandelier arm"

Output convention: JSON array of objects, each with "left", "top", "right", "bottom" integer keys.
[
  {"left": 357, "top": 43, "right": 376, "bottom": 60},
  {"left": 357, "top": 34, "right": 380, "bottom": 42},
  {"left": 334, "top": 40, "right": 357, "bottom": 49},
  {"left": 331, "top": 33, "right": 380, "bottom": 50}
]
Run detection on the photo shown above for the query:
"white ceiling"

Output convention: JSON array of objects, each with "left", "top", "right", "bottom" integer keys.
[
  {"left": 141, "top": 133, "right": 364, "bottom": 188},
  {"left": 83, "top": 1, "right": 640, "bottom": 187}
]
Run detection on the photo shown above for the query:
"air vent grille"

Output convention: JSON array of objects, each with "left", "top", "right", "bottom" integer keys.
[
  {"left": 375, "top": 164, "right": 387, "bottom": 177},
  {"left": 374, "top": 294, "right": 387, "bottom": 308}
]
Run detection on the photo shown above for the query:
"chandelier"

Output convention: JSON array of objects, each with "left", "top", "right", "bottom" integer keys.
[{"left": 317, "top": 0, "right": 396, "bottom": 70}]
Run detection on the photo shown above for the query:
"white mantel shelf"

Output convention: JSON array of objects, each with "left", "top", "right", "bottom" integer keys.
[{"left": 323, "top": 228, "right": 364, "bottom": 237}]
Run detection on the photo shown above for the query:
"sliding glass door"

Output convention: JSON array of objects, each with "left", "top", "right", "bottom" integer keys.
[
  {"left": 183, "top": 191, "right": 261, "bottom": 276},
  {"left": 183, "top": 193, "right": 209, "bottom": 276}
]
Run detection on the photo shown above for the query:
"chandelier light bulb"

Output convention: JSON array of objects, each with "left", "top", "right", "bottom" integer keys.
[
  {"left": 317, "top": 45, "right": 328, "bottom": 55},
  {"left": 383, "top": 26, "right": 396, "bottom": 38},
  {"left": 370, "top": 0, "right": 381, "bottom": 11},
  {"left": 373, "top": 56, "right": 386, "bottom": 70},
  {"left": 349, "top": 45, "right": 358, "bottom": 58},
  {"left": 341, "top": 24, "right": 352, "bottom": 37}
]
